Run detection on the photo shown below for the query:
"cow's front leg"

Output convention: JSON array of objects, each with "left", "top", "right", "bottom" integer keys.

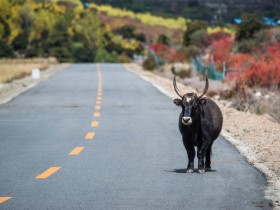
[
  {"left": 183, "top": 136, "right": 195, "bottom": 173},
  {"left": 197, "top": 138, "right": 210, "bottom": 174}
]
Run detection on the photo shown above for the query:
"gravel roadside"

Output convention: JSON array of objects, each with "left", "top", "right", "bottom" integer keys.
[{"left": 124, "top": 63, "right": 280, "bottom": 208}]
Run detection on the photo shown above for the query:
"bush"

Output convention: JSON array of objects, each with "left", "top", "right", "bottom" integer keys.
[
  {"left": 208, "top": 31, "right": 232, "bottom": 44},
  {"left": 189, "top": 29, "right": 209, "bottom": 48},
  {"left": 114, "top": 25, "right": 136, "bottom": 39},
  {"left": 183, "top": 20, "right": 207, "bottom": 46},
  {"left": 209, "top": 37, "right": 234, "bottom": 69},
  {"left": 235, "top": 14, "right": 265, "bottom": 42},
  {"left": 0, "top": 40, "right": 14, "bottom": 58},
  {"left": 94, "top": 47, "right": 119, "bottom": 63},
  {"left": 178, "top": 69, "right": 192, "bottom": 79},
  {"left": 235, "top": 42, "right": 280, "bottom": 88},
  {"left": 12, "top": 31, "right": 28, "bottom": 52},
  {"left": 157, "top": 34, "right": 170, "bottom": 45},
  {"left": 185, "top": 45, "right": 202, "bottom": 58},
  {"left": 106, "top": 51, "right": 119, "bottom": 63},
  {"left": 118, "top": 53, "right": 131, "bottom": 63},
  {"left": 236, "top": 39, "right": 256, "bottom": 53},
  {"left": 162, "top": 48, "right": 188, "bottom": 63},
  {"left": 143, "top": 57, "right": 156, "bottom": 71},
  {"left": 49, "top": 47, "right": 73, "bottom": 62}
]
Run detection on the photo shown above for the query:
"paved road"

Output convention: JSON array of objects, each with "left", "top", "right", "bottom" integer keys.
[{"left": 0, "top": 64, "right": 272, "bottom": 209}]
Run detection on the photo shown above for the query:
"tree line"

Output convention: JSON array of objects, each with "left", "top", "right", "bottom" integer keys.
[{"left": 0, "top": 0, "right": 144, "bottom": 62}]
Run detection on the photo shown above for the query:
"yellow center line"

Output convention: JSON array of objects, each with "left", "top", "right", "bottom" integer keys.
[
  {"left": 91, "top": 121, "right": 99, "bottom": 127},
  {"left": 35, "top": 167, "right": 61, "bottom": 179},
  {"left": 96, "top": 97, "right": 102, "bottom": 100},
  {"left": 85, "top": 132, "right": 95, "bottom": 139},
  {"left": 97, "top": 93, "right": 102, "bottom": 96},
  {"left": 0, "top": 197, "right": 12, "bottom": 204},
  {"left": 94, "top": 112, "right": 100, "bottom": 117},
  {"left": 95, "top": 105, "right": 101, "bottom": 110},
  {"left": 69, "top": 147, "right": 84, "bottom": 155},
  {"left": 96, "top": 101, "right": 101, "bottom": 105}
]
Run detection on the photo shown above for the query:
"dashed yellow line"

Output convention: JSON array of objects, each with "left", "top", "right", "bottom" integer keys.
[
  {"left": 85, "top": 132, "right": 95, "bottom": 139},
  {"left": 91, "top": 121, "right": 99, "bottom": 127},
  {"left": 95, "top": 105, "right": 101, "bottom": 110},
  {"left": 96, "top": 101, "right": 101, "bottom": 105},
  {"left": 36, "top": 167, "right": 61, "bottom": 179},
  {"left": 94, "top": 112, "right": 100, "bottom": 117},
  {"left": 69, "top": 147, "right": 84, "bottom": 155},
  {"left": 0, "top": 197, "right": 12, "bottom": 204},
  {"left": 96, "top": 97, "right": 102, "bottom": 100}
]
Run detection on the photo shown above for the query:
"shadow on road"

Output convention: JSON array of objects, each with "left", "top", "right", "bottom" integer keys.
[{"left": 165, "top": 168, "right": 217, "bottom": 173}]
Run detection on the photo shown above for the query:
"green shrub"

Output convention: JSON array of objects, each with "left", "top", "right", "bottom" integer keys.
[
  {"left": 106, "top": 51, "right": 119, "bottom": 63},
  {"left": 118, "top": 53, "right": 131, "bottom": 63},
  {"left": 49, "top": 47, "right": 73, "bottom": 62},
  {"left": 236, "top": 39, "right": 256, "bottom": 53},
  {"left": 143, "top": 57, "right": 156, "bottom": 71},
  {"left": 183, "top": 20, "right": 207, "bottom": 46},
  {"left": 12, "top": 31, "right": 28, "bottom": 52},
  {"left": 185, "top": 45, "right": 201, "bottom": 58},
  {"left": 94, "top": 48, "right": 119, "bottom": 63},
  {"left": 189, "top": 29, "right": 209, "bottom": 48},
  {"left": 73, "top": 45, "right": 95, "bottom": 62},
  {"left": 94, "top": 47, "right": 108, "bottom": 63},
  {"left": 178, "top": 69, "right": 192, "bottom": 79},
  {"left": 0, "top": 40, "right": 14, "bottom": 58},
  {"left": 235, "top": 14, "right": 265, "bottom": 42},
  {"left": 157, "top": 34, "right": 170, "bottom": 45}
]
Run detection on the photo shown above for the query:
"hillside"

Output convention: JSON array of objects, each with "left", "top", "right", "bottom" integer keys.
[{"left": 90, "top": 0, "right": 280, "bottom": 22}]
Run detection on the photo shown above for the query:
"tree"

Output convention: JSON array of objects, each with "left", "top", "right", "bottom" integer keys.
[
  {"left": 157, "top": 34, "right": 170, "bottom": 45},
  {"left": 114, "top": 25, "right": 136, "bottom": 39},
  {"left": 44, "top": 15, "right": 74, "bottom": 61},
  {"left": 0, "top": 40, "right": 14, "bottom": 58},
  {"left": 235, "top": 14, "right": 265, "bottom": 41},
  {"left": 183, "top": 20, "right": 207, "bottom": 46}
]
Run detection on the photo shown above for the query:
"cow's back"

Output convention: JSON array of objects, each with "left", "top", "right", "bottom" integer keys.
[{"left": 204, "top": 98, "right": 223, "bottom": 141}]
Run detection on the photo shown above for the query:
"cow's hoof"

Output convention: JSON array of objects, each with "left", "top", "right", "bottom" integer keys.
[
  {"left": 198, "top": 169, "right": 205, "bottom": 174},
  {"left": 205, "top": 167, "right": 211, "bottom": 172},
  {"left": 186, "top": 168, "right": 194, "bottom": 173}
]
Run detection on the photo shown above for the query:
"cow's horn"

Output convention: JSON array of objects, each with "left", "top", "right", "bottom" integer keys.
[
  {"left": 173, "top": 76, "right": 183, "bottom": 98},
  {"left": 198, "top": 77, "right": 209, "bottom": 99}
]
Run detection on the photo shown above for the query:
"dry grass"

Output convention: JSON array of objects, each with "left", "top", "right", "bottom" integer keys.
[{"left": 0, "top": 58, "right": 57, "bottom": 83}]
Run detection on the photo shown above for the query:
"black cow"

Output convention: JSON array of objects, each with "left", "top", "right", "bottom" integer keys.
[{"left": 173, "top": 77, "right": 223, "bottom": 174}]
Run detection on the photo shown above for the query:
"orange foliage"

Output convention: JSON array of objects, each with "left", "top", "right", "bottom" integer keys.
[
  {"left": 210, "top": 34, "right": 280, "bottom": 87},
  {"left": 240, "top": 42, "right": 280, "bottom": 87},
  {"left": 209, "top": 37, "right": 234, "bottom": 70}
]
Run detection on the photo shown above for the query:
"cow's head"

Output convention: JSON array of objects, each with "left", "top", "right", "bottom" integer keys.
[{"left": 173, "top": 77, "right": 208, "bottom": 125}]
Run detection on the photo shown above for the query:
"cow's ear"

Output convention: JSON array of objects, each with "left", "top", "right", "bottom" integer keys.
[
  {"left": 173, "top": 99, "right": 182, "bottom": 107},
  {"left": 199, "top": 98, "right": 207, "bottom": 105}
]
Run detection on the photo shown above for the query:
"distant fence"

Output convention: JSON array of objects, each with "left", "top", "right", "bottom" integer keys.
[
  {"left": 192, "top": 57, "right": 224, "bottom": 80},
  {"left": 192, "top": 57, "right": 239, "bottom": 81}
]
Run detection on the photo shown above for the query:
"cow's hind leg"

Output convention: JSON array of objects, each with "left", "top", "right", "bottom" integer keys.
[
  {"left": 205, "top": 143, "right": 213, "bottom": 171},
  {"left": 183, "top": 136, "right": 195, "bottom": 173}
]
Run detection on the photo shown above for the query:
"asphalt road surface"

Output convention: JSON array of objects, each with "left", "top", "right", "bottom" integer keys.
[{"left": 0, "top": 64, "right": 272, "bottom": 209}]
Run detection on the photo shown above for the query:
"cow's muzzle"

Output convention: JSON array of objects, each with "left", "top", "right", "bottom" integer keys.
[{"left": 182, "top": 116, "right": 192, "bottom": 125}]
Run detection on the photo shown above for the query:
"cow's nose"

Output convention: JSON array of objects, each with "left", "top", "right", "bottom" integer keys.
[{"left": 182, "top": 117, "right": 191, "bottom": 124}]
